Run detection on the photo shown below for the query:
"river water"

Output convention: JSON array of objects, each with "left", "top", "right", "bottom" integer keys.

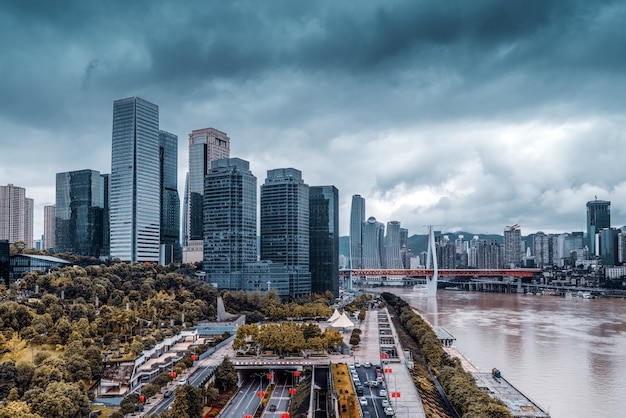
[{"left": 384, "top": 288, "right": 626, "bottom": 418}]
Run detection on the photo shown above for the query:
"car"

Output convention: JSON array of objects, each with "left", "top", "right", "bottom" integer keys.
[
  {"left": 354, "top": 361, "right": 361, "bottom": 367},
  {"left": 382, "top": 399, "right": 390, "bottom": 408},
  {"left": 178, "top": 378, "right": 187, "bottom": 386},
  {"left": 163, "top": 390, "right": 173, "bottom": 398},
  {"left": 384, "top": 406, "right": 394, "bottom": 416},
  {"left": 359, "top": 396, "right": 368, "bottom": 406},
  {"left": 356, "top": 386, "right": 364, "bottom": 396},
  {"left": 379, "top": 389, "right": 387, "bottom": 397},
  {"left": 268, "top": 404, "right": 277, "bottom": 412},
  {"left": 364, "top": 362, "right": 372, "bottom": 368}
]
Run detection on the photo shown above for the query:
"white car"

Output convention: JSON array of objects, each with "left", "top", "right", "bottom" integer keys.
[
  {"left": 178, "top": 378, "right": 187, "bottom": 386},
  {"left": 379, "top": 389, "right": 387, "bottom": 397},
  {"left": 384, "top": 406, "right": 394, "bottom": 416},
  {"left": 359, "top": 396, "right": 367, "bottom": 406},
  {"left": 354, "top": 361, "right": 361, "bottom": 367},
  {"left": 381, "top": 399, "right": 390, "bottom": 408}
]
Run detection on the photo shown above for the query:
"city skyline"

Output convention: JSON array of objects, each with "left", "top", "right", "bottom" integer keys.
[{"left": 2, "top": 2, "right": 626, "bottom": 238}]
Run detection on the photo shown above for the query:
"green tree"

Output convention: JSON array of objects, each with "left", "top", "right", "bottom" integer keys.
[
  {"left": 30, "top": 381, "right": 90, "bottom": 418},
  {"left": 215, "top": 357, "right": 237, "bottom": 392},
  {"left": 0, "top": 361, "right": 17, "bottom": 400}
]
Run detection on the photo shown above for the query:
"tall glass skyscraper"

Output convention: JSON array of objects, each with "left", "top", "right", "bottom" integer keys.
[
  {"left": 203, "top": 158, "right": 257, "bottom": 289},
  {"left": 385, "top": 221, "right": 404, "bottom": 269},
  {"left": 159, "top": 130, "right": 181, "bottom": 263},
  {"left": 349, "top": 195, "right": 365, "bottom": 269},
  {"left": 184, "top": 128, "right": 230, "bottom": 245},
  {"left": 110, "top": 97, "right": 160, "bottom": 263},
  {"left": 587, "top": 199, "right": 610, "bottom": 256},
  {"left": 260, "top": 168, "right": 311, "bottom": 298},
  {"left": 362, "top": 216, "right": 384, "bottom": 269},
  {"left": 309, "top": 185, "right": 339, "bottom": 297},
  {"left": 55, "top": 169, "right": 105, "bottom": 257}
]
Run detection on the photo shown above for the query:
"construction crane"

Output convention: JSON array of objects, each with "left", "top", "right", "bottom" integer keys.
[{"left": 505, "top": 224, "right": 520, "bottom": 231}]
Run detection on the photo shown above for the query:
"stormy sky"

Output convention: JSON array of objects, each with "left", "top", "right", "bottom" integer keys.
[{"left": 2, "top": 0, "right": 626, "bottom": 239}]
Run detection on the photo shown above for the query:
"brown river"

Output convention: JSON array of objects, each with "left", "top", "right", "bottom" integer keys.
[{"left": 383, "top": 288, "right": 626, "bottom": 418}]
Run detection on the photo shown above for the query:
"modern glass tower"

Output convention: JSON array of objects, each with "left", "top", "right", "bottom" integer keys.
[
  {"left": 159, "top": 130, "right": 181, "bottom": 263},
  {"left": 362, "top": 216, "right": 384, "bottom": 269},
  {"left": 260, "top": 168, "right": 311, "bottom": 298},
  {"left": 385, "top": 221, "right": 404, "bottom": 269},
  {"left": 110, "top": 97, "right": 160, "bottom": 263},
  {"left": 309, "top": 185, "right": 339, "bottom": 297},
  {"left": 55, "top": 169, "right": 105, "bottom": 257},
  {"left": 349, "top": 195, "right": 365, "bottom": 269},
  {"left": 587, "top": 199, "right": 610, "bottom": 256},
  {"left": 203, "top": 158, "right": 257, "bottom": 289},
  {"left": 184, "top": 128, "right": 230, "bottom": 245}
]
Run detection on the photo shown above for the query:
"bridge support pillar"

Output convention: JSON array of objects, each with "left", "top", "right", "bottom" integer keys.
[{"left": 426, "top": 226, "right": 438, "bottom": 297}]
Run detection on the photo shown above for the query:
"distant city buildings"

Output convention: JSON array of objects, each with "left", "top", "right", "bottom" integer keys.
[
  {"left": 361, "top": 217, "right": 384, "bottom": 269},
  {"left": 504, "top": 224, "right": 522, "bottom": 268},
  {"left": 110, "top": 97, "right": 161, "bottom": 263},
  {"left": 43, "top": 205, "right": 55, "bottom": 251},
  {"left": 349, "top": 195, "right": 365, "bottom": 269},
  {"left": 0, "top": 184, "right": 34, "bottom": 248},
  {"left": 587, "top": 199, "right": 610, "bottom": 256}
]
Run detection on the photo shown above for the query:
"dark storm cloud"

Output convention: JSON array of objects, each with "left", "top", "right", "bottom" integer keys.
[{"left": 1, "top": 0, "right": 626, "bottom": 236}]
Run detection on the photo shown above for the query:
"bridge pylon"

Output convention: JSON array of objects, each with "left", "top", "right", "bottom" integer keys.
[{"left": 426, "top": 225, "right": 438, "bottom": 296}]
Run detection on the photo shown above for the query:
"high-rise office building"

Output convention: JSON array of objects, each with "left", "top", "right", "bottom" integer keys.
[
  {"left": 504, "top": 224, "right": 522, "bottom": 267},
  {"left": 598, "top": 227, "right": 620, "bottom": 266},
  {"left": 260, "top": 168, "right": 310, "bottom": 298},
  {"left": 534, "top": 231, "right": 552, "bottom": 268},
  {"left": 203, "top": 158, "right": 257, "bottom": 290},
  {"left": 159, "top": 130, "right": 181, "bottom": 264},
  {"left": 55, "top": 169, "right": 106, "bottom": 257},
  {"left": 0, "top": 184, "right": 33, "bottom": 248},
  {"left": 362, "top": 216, "right": 384, "bottom": 269},
  {"left": 587, "top": 199, "right": 610, "bottom": 256},
  {"left": 44, "top": 205, "right": 55, "bottom": 251},
  {"left": 110, "top": 97, "right": 160, "bottom": 263},
  {"left": 184, "top": 128, "right": 230, "bottom": 252},
  {"left": 385, "top": 221, "right": 404, "bottom": 269},
  {"left": 349, "top": 195, "right": 365, "bottom": 269},
  {"left": 309, "top": 185, "right": 339, "bottom": 297}
]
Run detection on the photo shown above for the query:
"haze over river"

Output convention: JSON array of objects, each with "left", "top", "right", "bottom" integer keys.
[{"left": 384, "top": 288, "right": 626, "bottom": 418}]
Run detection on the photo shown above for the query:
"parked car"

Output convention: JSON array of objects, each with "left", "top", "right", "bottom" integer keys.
[
  {"left": 354, "top": 361, "right": 361, "bottom": 367},
  {"left": 384, "top": 406, "right": 394, "bottom": 416},
  {"left": 382, "top": 399, "right": 390, "bottom": 408},
  {"left": 379, "top": 389, "right": 387, "bottom": 397},
  {"left": 364, "top": 362, "right": 372, "bottom": 368},
  {"left": 359, "top": 396, "right": 368, "bottom": 406},
  {"left": 163, "top": 390, "right": 173, "bottom": 398},
  {"left": 268, "top": 405, "right": 277, "bottom": 412},
  {"left": 178, "top": 378, "right": 187, "bottom": 386}
]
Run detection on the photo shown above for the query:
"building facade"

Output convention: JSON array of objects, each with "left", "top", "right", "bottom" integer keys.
[
  {"left": 184, "top": 128, "right": 230, "bottom": 257},
  {"left": 44, "top": 205, "right": 55, "bottom": 251},
  {"left": 504, "top": 225, "right": 522, "bottom": 268},
  {"left": 362, "top": 216, "right": 384, "bottom": 269},
  {"left": 260, "top": 168, "right": 310, "bottom": 298},
  {"left": 203, "top": 158, "right": 257, "bottom": 290},
  {"left": 309, "top": 185, "right": 339, "bottom": 297},
  {"left": 587, "top": 199, "right": 610, "bottom": 256},
  {"left": 0, "top": 184, "right": 34, "bottom": 248},
  {"left": 385, "top": 221, "right": 404, "bottom": 269},
  {"left": 349, "top": 195, "right": 365, "bottom": 269},
  {"left": 159, "top": 130, "right": 181, "bottom": 263},
  {"left": 110, "top": 97, "right": 161, "bottom": 263},
  {"left": 55, "top": 169, "right": 106, "bottom": 257}
]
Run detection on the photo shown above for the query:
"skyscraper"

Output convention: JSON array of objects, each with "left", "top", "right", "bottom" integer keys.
[
  {"left": 159, "top": 130, "right": 181, "bottom": 263},
  {"left": 55, "top": 169, "right": 105, "bottom": 257},
  {"left": 110, "top": 97, "right": 160, "bottom": 263},
  {"left": 203, "top": 158, "right": 257, "bottom": 290},
  {"left": 362, "top": 216, "right": 384, "bottom": 269},
  {"left": 586, "top": 199, "right": 610, "bottom": 256},
  {"left": 504, "top": 224, "right": 522, "bottom": 267},
  {"left": 184, "top": 128, "right": 230, "bottom": 251},
  {"left": 385, "top": 221, "right": 404, "bottom": 269},
  {"left": 260, "top": 168, "right": 310, "bottom": 298},
  {"left": 0, "top": 184, "right": 33, "bottom": 248},
  {"left": 309, "top": 185, "right": 339, "bottom": 297},
  {"left": 349, "top": 195, "right": 365, "bottom": 269},
  {"left": 43, "top": 205, "right": 55, "bottom": 251}
]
